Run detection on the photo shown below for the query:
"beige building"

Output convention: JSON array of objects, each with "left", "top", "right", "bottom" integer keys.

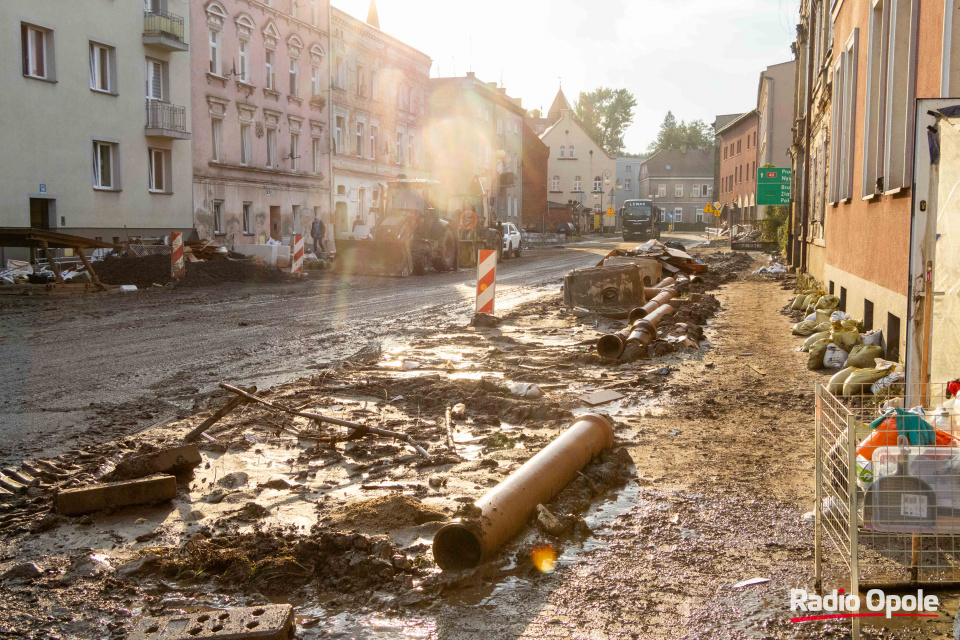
[
  {"left": 190, "top": 0, "right": 331, "bottom": 248},
  {"left": 539, "top": 91, "right": 616, "bottom": 231},
  {"left": 0, "top": 0, "right": 194, "bottom": 259},
  {"left": 330, "top": 3, "right": 431, "bottom": 238},
  {"left": 756, "top": 60, "right": 796, "bottom": 219}
]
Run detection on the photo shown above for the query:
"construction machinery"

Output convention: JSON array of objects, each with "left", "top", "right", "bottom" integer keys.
[
  {"left": 333, "top": 179, "right": 458, "bottom": 277},
  {"left": 447, "top": 176, "right": 503, "bottom": 269}
]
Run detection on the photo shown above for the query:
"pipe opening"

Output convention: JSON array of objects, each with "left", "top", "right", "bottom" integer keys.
[
  {"left": 433, "top": 523, "right": 483, "bottom": 571},
  {"left": 627, "top": 308, "right": 647, "bottom": 324},
  {"left": 597, "top": 334, "right": 624, "bottom": 359}
]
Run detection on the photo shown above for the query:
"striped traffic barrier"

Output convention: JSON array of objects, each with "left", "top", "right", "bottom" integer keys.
[
  {"left": 475, "top": 249, "right": 497, "bottom": 314},
  {"left": 291, "top": 234, "right": 304, "bottom": 274},
  {"left": 170, "top": 232, "right": 184, "bottom": 279}
]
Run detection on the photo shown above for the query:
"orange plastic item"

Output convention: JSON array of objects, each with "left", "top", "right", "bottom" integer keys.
[{"left": 857, "top": 416, "right": 959, "bottom": 460}]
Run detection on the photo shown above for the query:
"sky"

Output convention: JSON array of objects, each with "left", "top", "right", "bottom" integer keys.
[{"left": 335, "top": 0, "right": 801, "bottom": 155}]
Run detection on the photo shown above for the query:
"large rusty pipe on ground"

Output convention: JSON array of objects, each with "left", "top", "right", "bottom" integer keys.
[
  {"left": 597, "top": 327, "right": 631, "bottom": 359},
  {"left": 619, "top": 303, "right": 676, "bottom": 362},
  {"left": 628, "top": 290, "right": 678, "bottom": 323},
  {"left": 653, "top": 277, "right": 676, "bottom": 289},
  {"left": 432, "top": 414, "right": 614, "bottom": 571}
]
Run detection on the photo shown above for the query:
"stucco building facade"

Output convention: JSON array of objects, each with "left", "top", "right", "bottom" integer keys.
[
  {"left": 0, "top": 0, "right": 194, "bottom": 258},
  {"left": 615, "top": 157, "right": 641, "bottom": 210},
  {"left": 521, "top": 122, "right": 549, "bottom": 231},
  {"left": 637, "top": 149, "right": 714, "bottom": 231},
  {"left": 716, "top": 110, "right": 759, "bottom": 226}
]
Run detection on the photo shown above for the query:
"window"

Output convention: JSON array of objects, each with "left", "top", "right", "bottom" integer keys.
[
  {"left": 746, "top": 135, "right": 751, "bottom": 150},
  {"left": 703, "top": 184, "right": 710, "bottom": 197},
  {"left": 883, "top": 0, "right": 917, "bottom": 192},
  {"left": 243, "top": 202, "right": 252, "bottom": 234},
  {"left": 594, "top": 176, "right": 602, "bottom": 192},
  {"left": 696, "top": 208, "right": 704, "bottom": 223},
  {"left": 93, "top": 141, "right": 116, "bottom": 189},
  {"left": 334, "top": 56, "right": 345, "bottom": 89},
  {"left": 674, "top": 207, "right": 683, "bottom": 223},
  {"left": 626, "top": 165, "right": 632, "bottom": 172},
  {"left": 396, "top": 131, "right": 404, "bottom": 165},
  {"left": 831, "top": 29, "right": 860, "bottom": 202},
  {"left": 146, "top": 59, "right": 164, "bottom": 100},
  {"left": 573, "top": 176, "right": 582, "bottom": 191},
  {"left": 148, "top": 148, "right": 168, "bottom": 192},
  {"left": 675, "top": 184, "right": 683, "bottom": 197},
  {"left": 311, "top": 1, "right": 318, "bottom": 26},
  {"left": 369, "top": 125, "right": 378, "bottom": 159},
  {"left": 356, "top": 121, "right": 364, "bottom": 157},
  {"left": 357, "top": 65, "right": 365, "bottom": 96},
  {"left": 312, "top": 137, "right": 321, "bottom": 173},
  {"left": 560, "top": 146, "right": 566, "bottom": 158},
  {"left": 240, "top": 123, "right": 252, "bottom": 166},
  {"left": 723, "top": 147, "right": 728, "bottom": 160},
  {"left": 89, "top": 42, "right": 114, "bottom": 93},
  {"left": 864, "top": 299, "right": 875, "bottom": 331},
  {"left": 211, "top": 119, "right": 222, "bottom": 163},
  {"left": 737, "top": 140, "right": 741, "bottom": 154},
  {"left": 213, "top": 200, "right": 224, "bottom": 234},
  {"left": 408, "top": 132, "right": 415, "bottom": 166},
  {"left": 289, "top": 59, "right": 299, "bottom": 96},
  {"left": 266, "top": 128, "right": 277, "bottom": 168},
  {"left": 290, "top": 132, "right": 299, "bottom": 171},
  {"left": 290, "top": 0, "right": 298, "bottom": 19},
  {"left": 21, "top": 24, "right": 53, "bottom": 81},
  {"left": 658, "top": 184, "right": 666, "bottom": 197},
  {"left": 209, "top": 28, "right": 221, "bottom": 76},
  {"left": 335, "top": 116, "right": 345, "bottom": 154},
  {"left": 692, "top": 184, "right": 701, "bottom": 198},
  {"left": 625, "top": 178, "right": 631, "bottom": 191},
  {"left": 552, "top": 175, "right": 560, "bottom": 191},
  {"left": 265, "top": 49, "right": 275, "bottom": 90},
  {"left": 371, "top": 70, "right": 379, "bottom": 100},
  {"left": 239, "top": 41, "right": 250, "bottom": 83},
  {"left": 569, "top": 145, "right": 575, "bottom": 158},
  {"left": 311, "top": 65, "right": 320, "bottom": 96}
]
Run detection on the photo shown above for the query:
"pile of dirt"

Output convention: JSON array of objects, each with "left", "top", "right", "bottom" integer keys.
[
  {"left": 332, "top": 495, "right": 446, "bottom": 531},
  {"left": 695, "top": 250, "right": 754, "bottom": 287},
  {"left": 94, "top": 254, "right": 299, "bottom": 289}
]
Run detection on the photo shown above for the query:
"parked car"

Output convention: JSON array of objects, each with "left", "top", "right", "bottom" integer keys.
[
  {"left": 557, "top": 222, "right": 577, "bottom": 235},
  {"left": 501, "top": 222, "right": 522, "bottom": 259}
]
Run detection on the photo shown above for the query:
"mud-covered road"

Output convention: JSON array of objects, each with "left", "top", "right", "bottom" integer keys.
[{"left": 0, "top": 237, "right": 686, "bottom": 467}]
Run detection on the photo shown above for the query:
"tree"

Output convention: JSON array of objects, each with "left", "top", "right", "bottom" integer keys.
[
  {"left": 574, "top": 88, "right": 637, "bottom": 156},
  {"left": 647, "top": 112, "right": 714, "bottom": 153}
]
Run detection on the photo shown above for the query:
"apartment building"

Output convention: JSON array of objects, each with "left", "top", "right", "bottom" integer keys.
[
  {"left": 190, "top": 0, "right": 330, "bottom": 248},
  {"left": 521, "top": 122, "right": 550, "bottom": 231},
  {"left": 0, "top": 0, "right": 193, "bottom": 258},
  {"left": 756, "top": 61, "right": 796, "bottom": 219},
  {"left": 330, "top": 5, "right": 432, "bottom": 237},
  {"left": 637, "top": 149, "right": 714, "bottom": 231},
  {"left": 427, "top": 73, "right": 526, "bottom": 226},
  {"left": 615, "top": 157, "right": 640, "bottom": 210},
  {"left": 715, "top": 110, "right": 759, "bottom": 226}
]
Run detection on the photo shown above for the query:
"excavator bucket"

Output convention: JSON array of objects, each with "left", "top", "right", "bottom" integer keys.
[{"left": 334, "top": 237, "right": 412, "bottom": 277}]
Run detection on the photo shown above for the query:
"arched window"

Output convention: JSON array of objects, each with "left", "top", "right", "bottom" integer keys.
[
  {"left": 573, "top": 176, "right": 582, "bottom": 192},
  {"left": 569, "top": 145, "right": 575, "bottom": 157},
  {"left": 560, "top": 145, "right": 565, "bottom": 158},
  {"left": 551, "top": 175, "right": 560, "bottom": 191},
  {"left": 205, "top": 2, "right": 227, "bottom": 76}
]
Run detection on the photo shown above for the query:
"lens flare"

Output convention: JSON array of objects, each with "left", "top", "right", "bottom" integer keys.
[{"left": 531, "top": 545, "right": 557, "bottom": 574}]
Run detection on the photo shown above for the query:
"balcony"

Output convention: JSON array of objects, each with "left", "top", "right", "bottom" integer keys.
[
  {"left": 143, "top": 10, "right": 188, "bottom": 51},
  {"left": 145, "top": 100, "right": 190, "bottom": 140}
]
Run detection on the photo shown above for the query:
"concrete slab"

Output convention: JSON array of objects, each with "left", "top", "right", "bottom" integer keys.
[
  {"left": 56, "top": 474, "right": 177, "bottom": 516},
  {"left": 128, "top": 604, "right": 294, "bottom": 640},
  {"left": 109, "top": 444, "right": 202, "bottom": 481}
]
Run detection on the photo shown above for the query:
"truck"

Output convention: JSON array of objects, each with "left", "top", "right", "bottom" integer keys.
[
  {"left": 620, "top": 199, "right": 661, "bottom": 242},
  {"left": 334, "top": 178, "right": 502, "bottom": 277}
]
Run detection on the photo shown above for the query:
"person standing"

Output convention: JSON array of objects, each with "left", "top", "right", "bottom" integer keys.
[{"left": 310, "top": 216, "right": 325, "bottom": 256}]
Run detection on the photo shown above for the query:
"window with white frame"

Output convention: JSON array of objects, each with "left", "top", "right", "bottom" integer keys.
[
  {"left": 357, "top": 65, "right": 366, "bottom": 97},
  {"left": 696, "top": 208, "right": 704, "bottom": 223},
  {"left": 569, "top": 145, "right": 575, "bottom": 157},
  {"left": 625, "top": 178, "right": 631, "bottom": 191},
  {"left": 290, "top": 132, "right": 299, "bottom": 171},
  {"left": 311, "top": 1, "right": 319, "bottom": 26},
  {"left": 703, "top": 184, "right": 710, "bottom": 197},
  {"left": 21, "top": 24, "right": 53, "bottom": 81},
  {"left": 692, "top": 184, "right": 701, "bottom": 198},
  {"left": 593, "top": 176, "right": 602, "bottom": 192},
  {"left": 243, "top": 202, "right": 252, "bottom": 234},
  {"left": 312, "top": 137, "right": 321, "bottom": 174},
  {"left": 239, "top": 40, "right": 250, "bottom": 83},
  {"left": 356, "top": 121, "right": 364, "bottom": 157},
  {"left": 209, "top": 28, "right": 221, "bottom": 76},
  {"left": 311, "top": 65, "right": 320, "bottom": 96},
  {"left": 213, "top": 200, "right": 224, "bottom": 234},
  {"left": 573, "top": 176, "right": 582, "bottom": 191},
  {"left": 211, "top": 118, "right": 222, "bottom": 163},
  {"left": 240, "top": 123, "right": 252, "bottom": 166},
  {"left": 369, "top": 125, "right": 378, "bottom": 159},
  {"left": 266, "top": 128, "right": 277, "bottom": 168},
  {"left": 675, "top": 183, "right": 683, "bottom": 197},
  {"left": 290, "top": 0, "right": 298, "bottom": 19},
  {"left": 146, "top": 59, "right": 164, "bottom": 100},
  {"left": 830, "top": 29, "right": 859, "bottom": 203},
  {"left": 93, "top": 141, "right": 117, "bottom": 190},
  {"left": 658, "top": 184, "right": 666, "bottom": 197},
  {"left": 335, "top": 57, "right": 345, "bottom": 89},
  {"left": 883, "top": 0, "right": 917, "bottom": 192},
  {"left": 552, "top": 175, "right": 560, "bottom": 191},
  {"left": 560, "top": 146, "right": 565, "bottom": 158},
  {"left": 265, "top": 49, "right": 275, "bottom": 90},
  {"left": 335, "top": 116, "right": 345, "bottom": 154},
  {"left": 674, "top": 207, "right": 683, "bottom": 223},
  {"left": 289, "top": 59, "right": 299, "bottom": 96},
  {"left": 89, "top": 42, "right": 115, "bottom": 93},
  {"left": 148, "top": 148, "right": 168, "bottom": 192}
]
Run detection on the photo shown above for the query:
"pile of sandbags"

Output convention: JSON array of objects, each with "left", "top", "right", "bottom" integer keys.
[{"left": 826, "top": 359, "right": 905, "bottom": 398}]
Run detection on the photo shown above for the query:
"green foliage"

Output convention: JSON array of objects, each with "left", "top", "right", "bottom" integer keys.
[
  {"left": 761, "top": 204, "right": 789, "bottom": 257},
  {"left": 647, "top": 112, "right": 714, "bottom": 153},
  {"left": 574, "top": 88, "right": 638, "bottom": 156}
]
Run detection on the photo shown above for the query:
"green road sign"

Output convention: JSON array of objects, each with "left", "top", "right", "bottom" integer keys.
[{"left": 756, "top": 167, "right": 792, "bottom": 206}]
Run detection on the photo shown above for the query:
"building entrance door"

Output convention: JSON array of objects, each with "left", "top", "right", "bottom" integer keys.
[
  {"left": 269, "top": 206, "right": 281, "bottom": 241},
  {"left": 30, "top": 198, "right": 51, "bottom": 230}
]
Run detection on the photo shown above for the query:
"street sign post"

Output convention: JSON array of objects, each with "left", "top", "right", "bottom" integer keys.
[{"left": 756, "top": 167, "right": 792, "bottom": 206}]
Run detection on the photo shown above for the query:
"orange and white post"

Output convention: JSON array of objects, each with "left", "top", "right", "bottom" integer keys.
[
  {"left": 475, "top": 249, "right": 497, "bottom": 314},
  {"left": 291, "top": 235, "right": 305, "bottom": 274},
  {"left": 170, "top": 232, "right": 184, "bottom": 279}
]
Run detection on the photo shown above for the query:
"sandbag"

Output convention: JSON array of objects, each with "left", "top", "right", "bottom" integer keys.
[
  {"left": 832, "top": 328, "right": 862, "bottom": 352},
  {"left": 804, "top": 294, "right": 821, "bottom": 309},
  {"left": 792, "top": 320, "right": 820, "bottom": 337},
  {"left": 831, "top": 310, "right": 852, "bottom": 322},
  {"left": 816, "top": 321, "right": 834, "bottom": 333},
  {"left": 828, "top": 367, "right": 858, "bottom": 396},
  {"left": 808, "top": 338, "right": 832, "bottom": 370},
  {"left": 846, "top": 344, "right": 884, "bottom": 369},
  {"left": 791, "top": 294, "right": 807, "bottom": 311},
  {"left": 816, "top": 295, "right": 840, "bottom": 311},
  {"left": 843, "top": 368, "right": 891, "bottom": 397},
  {"left": 802, "top": 331, "right": 831, "bottom": 352},
  {"left": 861, "top": 329, "right": 884, "bottom": 347},
  {"left": 872, "top": 372, "right": 905, "bottom": 395},
  {"left": 824, "top": 344, "right": 848, "bottom": 369}
]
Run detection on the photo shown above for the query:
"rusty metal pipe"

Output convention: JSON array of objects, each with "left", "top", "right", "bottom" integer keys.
[
  {"left": 653, "top": 277, "right": 676, "bottom": 288},
  {"left": 628, "top": 290, "right": 678, "bottom": 323},
  {"left": 619, "top": 303, "right": 676, "bottom": 362},
  {"left": 432, "top": 414, "right": 614, "bottom": 571},
  {"left": 597, "top": 330, "right": 630, "bottom": 359}
]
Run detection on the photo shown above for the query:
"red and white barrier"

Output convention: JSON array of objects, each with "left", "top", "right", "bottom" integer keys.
[
  {"left": 170, "top": 232, "right": 184, "bottom": 279},
  {"left": 475, "top": 249, "right": 497, "bottom": 314},
  {"left": 291, "top": 234, "right": 304, "bottom": 274}
]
